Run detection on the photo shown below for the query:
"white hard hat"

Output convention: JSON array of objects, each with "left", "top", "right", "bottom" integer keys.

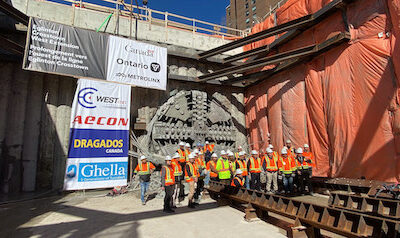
[
  {"left": 266, "top": 148, "right": 273, "bottom": 153},
  {"left": 243, "top": 150, "right": 247, "bottom": 154},
  {"left": 185, "top": 143, "right": 190, "bottom": 148},
  {"left": 179, "top": 142, "right": 185, "bottom": 146},
  {"left": 282, "top": 146, "right": 288, "bottom": 150},
  {"left": 211, "top": 153, "right": 218, "bottom": 158},
  {"left": 140, "top": 155, "right": 147, "bottom": 160},
  {"left": 238, "top": 145, "right": 243, "bottom": 149},
  {"left": 268, "top": 144, "right": 274, "bottom": 149},
  {"left": 239, "top": 151, "right": 245, "bottom": 156},
  {"left": 304, "top": 144, "right": 309, "bottom": 148},
  {"left": 281, "top": 148, "right": 288, "bottom": 155},
  {"left": 251, "top": 150, "right": 258, "bottom": 155},
  {"left": 188, "top": 153, "right": 195, "bottom": 159},
  {"left": 205, "top": 141, "right": 209, "bottom": 144},
  {"left": 228, "top": 152, "right": 234, "bottom": 157},
  {"left": 220, "top": 150, "right": 226, "bottom": 155},
  {"left": 193, "top": 149, "right": 199, "bottom": 154},
  {"left": 296, "top": 148, "right": 303, "bottom": 154},
  {"left": 236, "top": 169, "right": 243, "bottom": 175},
  {"left": 165, "top": 155, "right": 172, "bottom": 161},
  {"left": 172, "top": 153, "right": 180, "bottom": 159},
  {"left": 286, "top": 139, "right": 292, "bottom": 144},
  {"left": 226, "top": 150, "right": 232, "bottom": 154}
]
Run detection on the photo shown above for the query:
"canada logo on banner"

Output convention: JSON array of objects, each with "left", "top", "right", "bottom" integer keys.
[{"left": 64, "top": 78, "right": 131, "bottom": 190}]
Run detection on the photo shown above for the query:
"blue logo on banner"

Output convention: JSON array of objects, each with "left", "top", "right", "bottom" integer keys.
[
  {"left": 68, "top": 129, "right": 129, "bottom": 158},
  {"left": 78, "top": 87, "right": 98, "bottom": 109},
  {"left": 66, "top": 165, "right": 77, "bottom": 178},
  {"left": 78, "top": 162, "right": 127, "bottom": 182}
]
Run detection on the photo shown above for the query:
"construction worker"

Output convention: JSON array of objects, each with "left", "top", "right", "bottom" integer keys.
[
  {"left": 299, "top": 145, "right": 314, "bottom": 194},
  {"left": 185, "top": 153, "right": 199, "bottom": 208},
  {"left": 204, "top": 141, "right": 214, "bottom": 163},
  {"left": 235, "top": 151, "right": 249, "bottom": 189},
  {"left": 161, "top": 156, "right": 175, "bottom": 213},
  {"left": 285, "top": 140, "right": 295, "bottom": 156},
  {"left": 231, "top": 169, "right": 245, "bottom": 187},
  {"left": 171, "top": 153, "right": 183, "bottom": 207},
  {"left": 263, "top": 148, "right": 279, "bottom": 193},
  {"left": 248, "top": 150, "right": 262, "bottom": 191},
  {"left": 228, "top": 151, "right": 236, "bottom": 177},
  {"left": 177, "top": 142, "right": 187, "bottom": 200},
  {"left": 215, "top": 150, "right": 231, "bottom": 183},
  {"left": 235, "top": 145, "right": 243, "bottom": 159},
  {"left": 134, "top": 155, "right": 155, "bottom": 205},
  {"left": 177, "top": 141, "right": 187, "bottom": 163},
  {"left": 278, "top": 148, "right": 296, "bottom": 194},
  {"left": 194, "top": 151, "right": 206, "bottom": 205},
  {"left": 185, "top": 143, "right": 191, "bottom": 161},
  {"left": 197, "top": 142, "right": 204, "bottom": 154},
  {"left": 206, "top": 153, "right": 219, "bottom": 184}
]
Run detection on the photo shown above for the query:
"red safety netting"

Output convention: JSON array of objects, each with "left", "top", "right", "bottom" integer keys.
[{"left": 244, "top": 0, "right": 400, "bottom": 182}]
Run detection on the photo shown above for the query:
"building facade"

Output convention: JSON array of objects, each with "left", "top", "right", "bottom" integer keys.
[{"left": 226, "top": 0, "right": 284, "bottom": 32}]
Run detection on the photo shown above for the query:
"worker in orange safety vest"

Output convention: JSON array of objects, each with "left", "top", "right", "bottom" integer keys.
[
  {"left": 247, "top": 150, "right": 262, "bottom": 191},
  {"left": 231, "top": 169, "right": 245, "bottom": 187},
  {"left": 171, "top": 153, "right": 183, "bottom": 207},
  {"left": 161, "top": 156, "right": 175, "bottom": 213},
  {"left": 278, "top": 148, "right": 296, "bottom": 194},
  {"left": 262, "top": 148, "right": 279, "bottom": 193},
  {"left": 235, "top": 151, "right": 249, "bottom": 189},
  {"left": 185, "top": 153, "right": 199, "bottom": 208},
  {"left": 134, "top": 155, "right": 155, "bottom": 205}
]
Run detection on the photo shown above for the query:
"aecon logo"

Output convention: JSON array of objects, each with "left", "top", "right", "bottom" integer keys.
[
  {"left": 78, "top": 87, "right": 97, "bottom": 109},
  {"left": 66, "top": 165, "right": 77, "bottom": 178}
]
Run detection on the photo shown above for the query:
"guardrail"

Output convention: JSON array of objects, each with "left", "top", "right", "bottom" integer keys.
[{"left": 37, "top": 0, "right": 247, "bottom": 38}]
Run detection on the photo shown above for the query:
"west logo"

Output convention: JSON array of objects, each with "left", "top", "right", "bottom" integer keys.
[
  {"left": 96, "top": 96, "right": 119, "bottom": 103},
  {"left": 150, "top": 62, "right": 161, "bottom": 72}
]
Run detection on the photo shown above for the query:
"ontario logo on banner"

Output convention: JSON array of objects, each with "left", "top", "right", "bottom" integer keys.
[{"left": 64, "top": 78, "right": 131, "bottom": 190}]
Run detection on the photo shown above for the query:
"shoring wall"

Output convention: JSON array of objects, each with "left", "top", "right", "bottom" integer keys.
[{"left": 244, "top": 0, "right": 400, "bottom": 182}]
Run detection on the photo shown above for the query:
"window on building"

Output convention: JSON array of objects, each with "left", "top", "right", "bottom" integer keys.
[
  {"left": 245, "top": 3, "right": 249, "bottom": 8},
  {"left": 252, "top": 0, "right": 256, "bottom": 4},
  {"left": 246, "top": 18, "right": 250, "bottom": 24},
  {"left": 252, "top": 6, "right": 256, "bottom": 11},
  {"left": 246, "top": 10, "right": 249, "bottom": 16}
]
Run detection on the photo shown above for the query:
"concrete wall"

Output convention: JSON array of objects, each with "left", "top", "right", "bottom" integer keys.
[{"left": 11, "top": 0, "right": 242, "bottom": 55}]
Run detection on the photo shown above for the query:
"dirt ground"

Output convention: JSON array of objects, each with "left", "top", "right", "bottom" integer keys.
[{"left": 0, "top": 190, "right": 288, "bottom": 238}]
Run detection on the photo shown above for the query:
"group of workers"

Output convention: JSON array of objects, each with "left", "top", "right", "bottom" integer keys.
[{"left": 134, "top": 140, "right": 315, "bottom": 213}]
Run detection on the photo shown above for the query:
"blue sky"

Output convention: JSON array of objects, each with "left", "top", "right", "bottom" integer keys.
[{"left": 144, "top": 0, "right": 230, "bottom": 26}]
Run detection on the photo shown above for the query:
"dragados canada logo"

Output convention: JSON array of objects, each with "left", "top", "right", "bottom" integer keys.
[{"left": 78, "top": 87, "right": 98, "bottom": 109}]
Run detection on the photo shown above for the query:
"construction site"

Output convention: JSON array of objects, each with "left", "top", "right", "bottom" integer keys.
[{"left": 0, "top": 0, "right": 400, "bottom": 237}]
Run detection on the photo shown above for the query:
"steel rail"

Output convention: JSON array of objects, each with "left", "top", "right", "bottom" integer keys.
[
  {"left": 329, "top": 192, "right": 400, "bottom": 220},
  {"left": 207, "top": 181, "right": 400, "bottom": 238},
  {"left": 197, "top": 0, "right": 353, "bottom": 60}
]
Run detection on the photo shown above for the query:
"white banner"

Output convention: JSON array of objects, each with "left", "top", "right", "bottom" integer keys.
[
  {"left": 106, "top": 35, "right": 168, "bottom": 91},
  {"left": 64, "top": 78, "right": 131, "bottom": 190}
]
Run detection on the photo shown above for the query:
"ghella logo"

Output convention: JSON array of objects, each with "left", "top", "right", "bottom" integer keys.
[{"left": 78, "top": 87, "right": 127, "bottom": 109}]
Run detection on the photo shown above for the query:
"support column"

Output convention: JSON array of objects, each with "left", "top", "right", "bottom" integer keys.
[
  {"left": 22, "top": 73, "right": 44, "bottom": 192},
  {"left": 0, "top": 63, "right": 12, "bottom": 185}
]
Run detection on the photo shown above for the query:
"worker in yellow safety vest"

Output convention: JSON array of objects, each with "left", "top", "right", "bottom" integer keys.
[{"left": 215, "top": 150, "right": 231, "bottom": 183}]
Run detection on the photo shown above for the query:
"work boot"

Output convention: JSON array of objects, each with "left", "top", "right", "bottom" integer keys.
[
  {"left": 188, "top": 201, "right": 195, "bottom": 209},
  {"left": 142, "top": 201, "right": 146, "bottom": 205},
  {"left": 163, "top": 208, "right": 174, "bottom": 213}
]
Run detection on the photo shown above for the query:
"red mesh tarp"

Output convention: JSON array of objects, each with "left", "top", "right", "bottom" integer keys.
[{"left": 244, "top": 0, "right": 400, "bottom": 182}]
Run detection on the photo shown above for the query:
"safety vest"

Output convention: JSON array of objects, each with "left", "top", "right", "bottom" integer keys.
[
  {"left": 229, "top": 161, "right": 236, "bottom": 173},
  {"left": 171, "top": 159, "right": 183, "bottom": 176},
  {"left": 249, "top": 156, "right": 261, "bottom": 173},
  {"left": 231, "top": 176, "right": 244, "bottom": 187},
  {"left": 235, "top": 152, "right": 240, "bottom": 159},
  {"left": 216, "top": 158, "right": 231, "bottom": 179},
  {"left": 204, "top": 144, "right": 215, "bottom": 152},
  {"left": 265, "top": 154, "right": 278, "bottom": 171},
  {"left": 302, "top": 152, "right": 315, "bottom": 168},
  {"left": 195, "top": 158, "right": 205, "bottom": 169},
  {"left": 185, "top": 162, "right": 199, "bottom": 182},
  {"left": 279, "top": 156, "right": 296, "bottom": 174},
  {"left": 163, "top": 165, "right": 175, "bottom": 186},
  {"left": 236, "top": 160, "right": 248, "bottom": 176},
  {"left": 137, "top": 162, "right": 151, "bottom": 175},
  {"left": 185, "top": 149, "right": 191, "bottom": 161},
  {"left": 206, "top": 160, "right": 218, "bottom": 178},
  {"left": 177, "top": 149, "right": 186, "bottom": 163}
]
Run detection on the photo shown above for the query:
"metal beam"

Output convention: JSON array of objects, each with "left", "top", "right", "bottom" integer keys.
[
  {"left": 0, "top": 34, "right": 24, "bottom": 55},
  {"left": 198, "top": 0, "right": 353, "bottom": 60},
  {"left": 207, "top": 181, "right": 400, "bottom": 238},
  {"left": 198, "top": 32, "right": 350, "bottom": 83},
  {"left": 0, "top": 0, "right": 29, "bottom": 25}
]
